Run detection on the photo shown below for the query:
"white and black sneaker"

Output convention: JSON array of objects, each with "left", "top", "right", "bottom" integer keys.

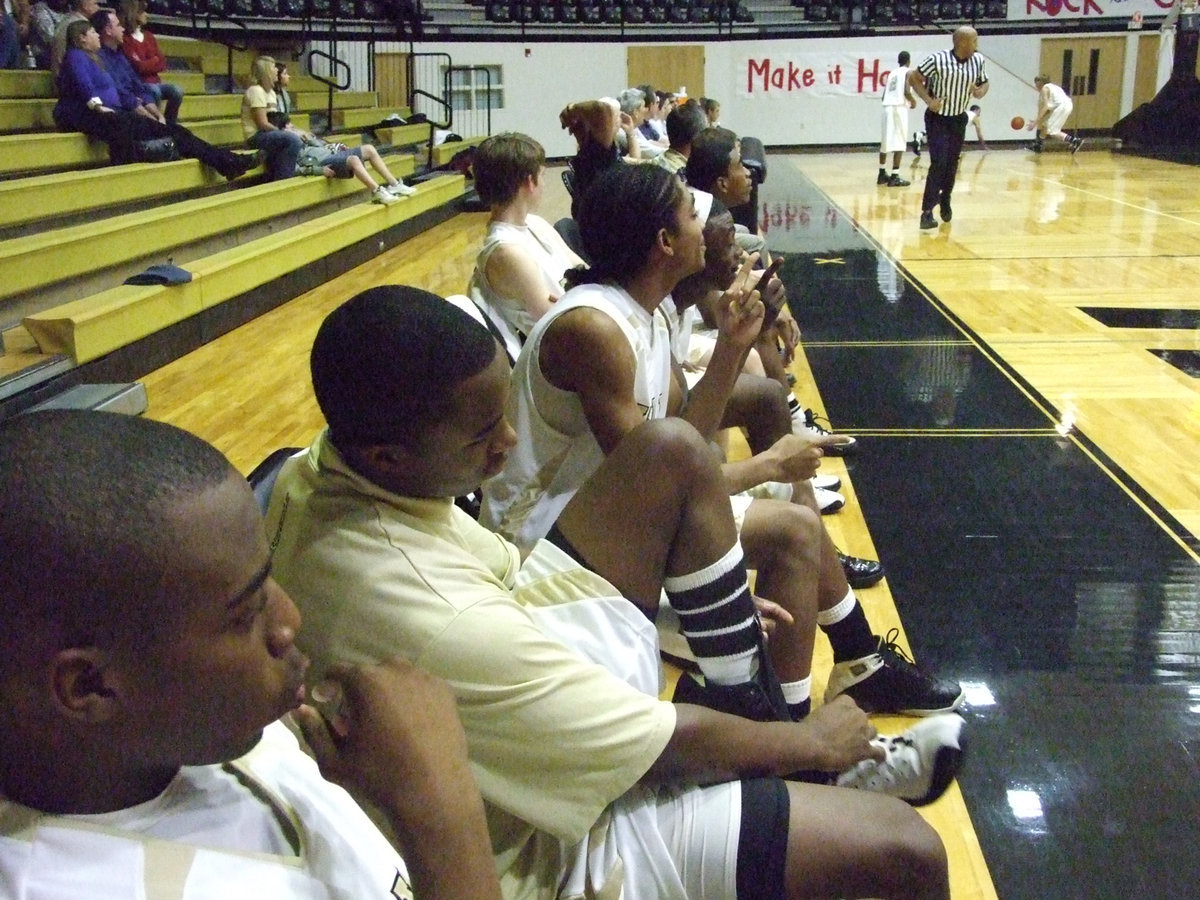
[
  {"left": 802, "top": 408, "right": 858, "bottom": 456},
  {"left": 836, "top": 713, "right": 966, "bottom": 806},
  {"left": 825, "top": 628, "right": 964, "bottom": 716},
  {"left": 372, "top": 185, "right": 399, "bottom": 205},
  {"left": 815, "top": 486, "right": 845, "bottom": 514},
  {"left": 811, "top": 473, "right": 842, "bottom": 492},
  {"left": 386, "top": 180, "right": 418, "bottom": 197}
]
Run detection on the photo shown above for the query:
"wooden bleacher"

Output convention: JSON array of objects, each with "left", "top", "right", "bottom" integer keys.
[
  {"left": 0, "top": 31, "right": 484, "bottom": 416},
  {"left": 14, "top": 174, "right": 465, "bottom": 364}
]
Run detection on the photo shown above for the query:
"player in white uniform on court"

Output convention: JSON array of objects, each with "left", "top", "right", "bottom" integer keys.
[
  {"left": 1028, "top": 75, "right": 1083, "bottom": 153},
  {"left": 878, "top": 50, "right": 916, "bottom": 186}
]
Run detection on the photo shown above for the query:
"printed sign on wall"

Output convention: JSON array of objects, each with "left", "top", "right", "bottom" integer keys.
[
  {"left": 1006, "top": 0, "right": 1174, "bottom": 21},
  {"left": 740, "top": 52, "right": 904, "bottom": 98}
]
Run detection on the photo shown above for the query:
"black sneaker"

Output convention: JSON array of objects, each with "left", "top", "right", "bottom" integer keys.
[
  {"left": 1030, "top": 140, "right": 1043, "bottom": 153},
  {"left": 802, "top": 408, "right": 858, "bottom": 456},
  {"left": 877, "top": 170, "right": 890, "bottom": 185},
  {"left": 838, "top": 552, "right": 884, "bottom": 589},
  {"left": 824, "top": 629, "right": 963, "bottom": 716},
  {"left": 938, "top": 197, "right": 952, "bottom": 222},
  {"left": 1070, "top": 136, "right": 1085, "bottom": 155},
  {"left": 673, "top": 671, "right": 790, "bottom": 722},
  {"left": 919, "top": 210, "right": 937, "bottom": 230},
  {"left": 887, "top": 173, "right": 910, "bottom": 187}
]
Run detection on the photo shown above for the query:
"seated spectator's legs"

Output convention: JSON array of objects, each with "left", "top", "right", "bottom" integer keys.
[
  {"left": 344, "top": 153, "right": 380, "bottom": 191},
  {"left": 359, "top": 144, "right": 405, "bottom": 191},
  {"left": 73, "top": 110, "right": 250, "bottom": 178},
  {"left": 147, "top": 81, "right": 183, "bottom": 123},
  {"left": 249, "top": 127, "right": 302, "bottom": 181},
  {"left": 0, "top": 11, "right": 19, "bottom": 69}
]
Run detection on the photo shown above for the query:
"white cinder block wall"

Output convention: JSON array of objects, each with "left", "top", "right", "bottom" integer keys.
[{"left": 309, "top": 30, "right": 1151, "bottom": 156}]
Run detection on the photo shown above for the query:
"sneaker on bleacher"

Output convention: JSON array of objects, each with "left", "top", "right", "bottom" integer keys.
[
  {"left": 385, "top": 181, "right": 417, "bottom": 198},
  {"left": 372, "top": 186, "right": 400, "bottom": 205}
]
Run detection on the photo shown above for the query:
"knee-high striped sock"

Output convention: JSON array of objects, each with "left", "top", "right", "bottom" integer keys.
[
  {"left": 663, "top": 542, "right": 760, "bottom": 685},
  {"left": 817, "top": 587, "right": 877, "bottom": 662}
]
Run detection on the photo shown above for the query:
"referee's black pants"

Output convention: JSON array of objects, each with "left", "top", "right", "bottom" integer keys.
[{"left": 921, "top": 108, "right": 968, "bottom": 214}]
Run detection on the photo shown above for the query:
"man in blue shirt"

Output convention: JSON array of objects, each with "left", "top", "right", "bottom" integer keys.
[{"left": 93, "top": 8, "right": 164, "bottom": 123}]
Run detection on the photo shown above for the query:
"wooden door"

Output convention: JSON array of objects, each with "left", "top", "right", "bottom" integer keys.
[
  {"left": 1132, "top": 32, "right": 1161, "bottom": 109},
  {"left": 1038, "top": 36, "right": 1125, "bottom": 129},
  {"left": 627, "top": 46, "right": 705, "bottom": 100},
  {"left": 376, "top": 51, "right": 410, "bottom": 111}
]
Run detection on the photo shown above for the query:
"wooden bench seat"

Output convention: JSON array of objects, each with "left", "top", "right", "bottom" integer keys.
[
  {"left": 0, "top": 158, "right": 255, "bottom": 230},
  {"left": 332, "top": 106, "right": 412, "bottom": 131},
  {"left": 375, "top": 122, "right": 434, "bottom": 148},
  {"left": 290, "top": 90, "right": 379, "bottom": 111},
  {"left": 0, "top": 113, "right": 310, "bottom": 177},
  {"left": 22, "top": 174, "right": 465, "bottom": 362},
  {"left": 0, "top": 152, "right": 415, "bottom": 301},
  {"left": 430, "top": 135, "right": 487, "bottom": 167}
]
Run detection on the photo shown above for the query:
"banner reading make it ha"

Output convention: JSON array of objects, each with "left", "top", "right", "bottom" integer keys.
[{"left": 741, "top": 53, "right": 902, "bottom": 99}]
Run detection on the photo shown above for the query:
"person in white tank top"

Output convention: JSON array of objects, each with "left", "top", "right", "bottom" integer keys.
[
  {"left": 878, "top": 50, "right": 916, "bottom": 186},
  {"left": 0, "top": 411, "right": 501, "bottom": 900},
  {"left": 484, "top": 162, "right": 967, "bottom": 731},
  {"left": 467, "top": 133, "right": 587, "bottom": 363},
  {"left": 1028, "top": 75, "right": 1083, "bottom": 153}
]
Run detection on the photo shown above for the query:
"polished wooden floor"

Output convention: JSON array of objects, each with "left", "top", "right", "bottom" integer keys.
[{"left": 141, "top": 147, "right": 1200, "bottom": 899}]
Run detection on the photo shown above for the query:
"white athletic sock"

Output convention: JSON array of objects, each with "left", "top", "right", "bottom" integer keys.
[{"left": 781, "top": 675, "right": 812, "bottom": 706}]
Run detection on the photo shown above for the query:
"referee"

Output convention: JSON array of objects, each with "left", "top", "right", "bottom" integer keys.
[{"left": 908, "top": 26, "right": 988, "bottom": 229}]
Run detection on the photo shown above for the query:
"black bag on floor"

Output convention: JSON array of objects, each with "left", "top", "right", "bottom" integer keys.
[{"left": 133, "top": 137, "right": 180, "bottom": 163}]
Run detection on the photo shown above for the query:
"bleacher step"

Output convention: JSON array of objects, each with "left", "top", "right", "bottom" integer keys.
[{"left": 28, "top": 382, "right": 147, "bottom": 416}]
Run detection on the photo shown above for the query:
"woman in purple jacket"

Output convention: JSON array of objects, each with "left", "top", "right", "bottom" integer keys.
[{"left": 54, "top": 19, "right": 252, "bottom": 178}]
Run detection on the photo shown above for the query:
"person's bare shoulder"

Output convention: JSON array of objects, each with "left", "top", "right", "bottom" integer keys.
[{"left": 541, "top": 306, "right": 633, "bottom": 393}]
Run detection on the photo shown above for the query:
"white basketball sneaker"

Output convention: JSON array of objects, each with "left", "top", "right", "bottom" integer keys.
[{"left": 836, "top": 713, "right": 966, "bottom": 807}]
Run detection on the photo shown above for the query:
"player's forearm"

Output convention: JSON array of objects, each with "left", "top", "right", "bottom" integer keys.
[
  {"left": 380, "top": 784, "right": 502, "bottom": 900},
  {"left": 684, "top": 336, "right": 746, "bottom": 438},
  {"left": 643, "top": 705, "right": 834, "bottom": 785},
  {"left": 720, "top": 457, "right": 772, "bottom": 495}
]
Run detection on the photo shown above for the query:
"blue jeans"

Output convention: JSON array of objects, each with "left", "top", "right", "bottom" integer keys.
[
  {"left": 147, "top": 81, "right": 184, "bottom": 123},
  {"left": 0, "top": 12, "right": 21, "bottom": 69},
  {"left": 248, "top": 128, "right": 302, "bottom": 182}
]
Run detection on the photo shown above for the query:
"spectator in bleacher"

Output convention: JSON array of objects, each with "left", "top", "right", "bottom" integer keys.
[
  {"left": 466, "top": 132, "right": 585, "bottom": 358},
  {"left": 118, "top": 0, "right": 182, "bottom": 123},
  {"left": 28, "top": 0, "right": 65, "bottom": 68},
  {"left": 92, "top": 9, "right": 163, "bottom": 122},
  {"left": 701, "top": 96, "right": 721, "bottom": 126},
  {"left": 296, "top": 137, "right": 416, "bottom": 205},
  {"left": 54, "top": 19, "right": 255, "bottom": 177},
  {"left": 49, "top": 0, "right": 94, "bottom": 78},
  {"left": 616, "top": 86, "right": 660, "bottom": 158},
  {"left": 559, "top": 97, "right": 629, "bottom": 217},
  {"left": 272, "top": 59, "right": 295, "bottom": 128},
  {"left": 1, "top": 0, "right": 30, "bottom": 68},
  {"left": 636, "top": 83, "right": 667, "bottom": 146},
  {"left": 242, "top": 54, "right": 302, "bottom": 182},
  {"left": 653, "top": 98, "right": 707, "bottom": 178}
]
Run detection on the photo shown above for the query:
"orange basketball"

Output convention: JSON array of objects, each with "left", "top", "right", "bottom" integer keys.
[{"left": 1011, "top": 116, "right": 1026, "bottom": 130}]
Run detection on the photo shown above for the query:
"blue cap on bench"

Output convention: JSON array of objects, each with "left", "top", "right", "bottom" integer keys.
[{"left": 124, "top": 264, "right": 193, "bottom": 286}]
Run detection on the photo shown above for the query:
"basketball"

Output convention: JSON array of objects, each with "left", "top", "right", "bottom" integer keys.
[{"left": 1011, "top": 116, "right": 1026, "bottom": 130}]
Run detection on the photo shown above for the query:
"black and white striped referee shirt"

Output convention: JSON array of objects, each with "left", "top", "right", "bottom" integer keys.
[{"left": 916, "top": 49, "right": 988, "bottom": 117}]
